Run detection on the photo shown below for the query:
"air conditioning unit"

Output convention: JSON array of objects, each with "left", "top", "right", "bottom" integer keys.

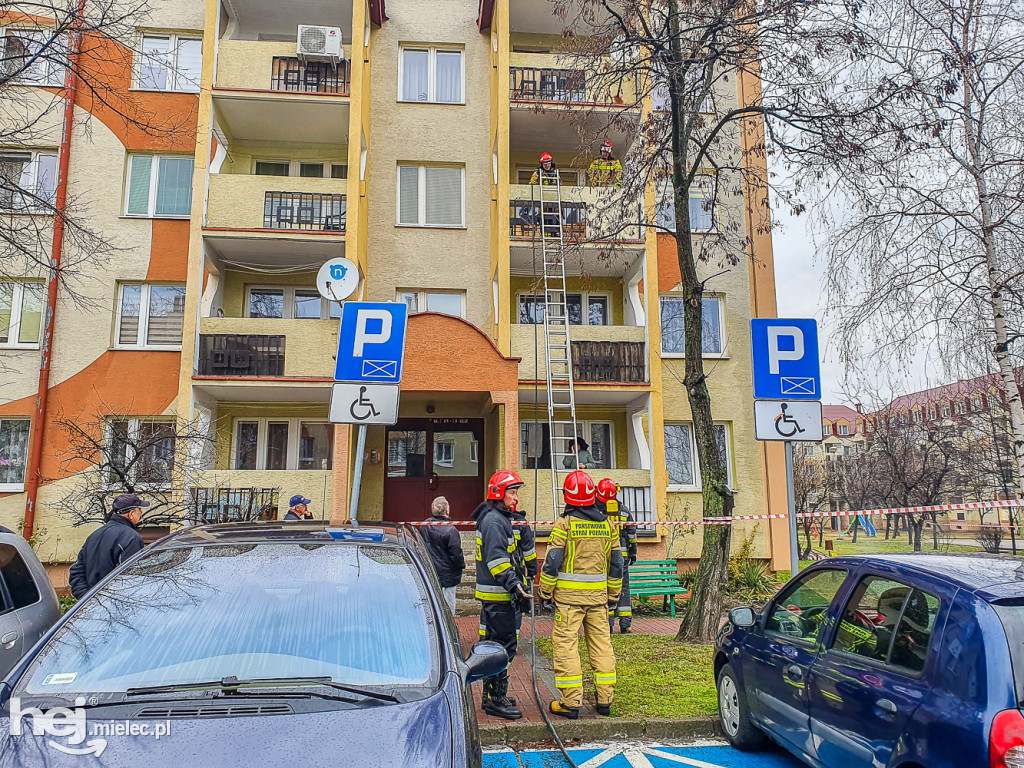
[{"left": 296, "top": 25, "right": 344, "bottom": 64}]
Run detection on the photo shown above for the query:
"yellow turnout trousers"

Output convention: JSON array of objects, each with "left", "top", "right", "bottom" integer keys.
[{"left": 552, "top": 603, "right": 617, "bottom": 708}]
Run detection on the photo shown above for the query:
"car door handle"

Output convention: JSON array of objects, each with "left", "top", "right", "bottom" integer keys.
[
  {"left": 876, "top": 698, "right": 897, "bottom": 715},
  {"left": 0, "top": 631, "right": 18, "bottom": 649},
  {"left": 785, "top": 665, "right": 804, "bottom": 681}
]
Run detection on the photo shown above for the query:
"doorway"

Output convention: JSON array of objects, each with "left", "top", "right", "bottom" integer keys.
[{"left": 383, "top": 418, "right": 485, "bottom": 522}]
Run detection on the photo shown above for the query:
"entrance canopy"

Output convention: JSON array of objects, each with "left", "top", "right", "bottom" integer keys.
[{"left": 402, "top": 312, "right": 519, "bottom": 393}]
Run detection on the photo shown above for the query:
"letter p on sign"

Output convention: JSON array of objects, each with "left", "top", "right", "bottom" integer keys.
[
  {"left": 353, "top": 309, "right": 392, "bottom": 357},
  {"left": 767, "top": 326, "right": 804, "bottom": 374}
]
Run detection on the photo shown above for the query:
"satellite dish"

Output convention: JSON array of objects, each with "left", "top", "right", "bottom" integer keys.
[{"left": 316, "top": 257, "right": 359, "bottom": 303}]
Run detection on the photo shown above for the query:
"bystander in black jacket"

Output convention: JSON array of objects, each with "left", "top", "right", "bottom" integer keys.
[
  {"left": 68, "top": 514, "right": 144, "bottom": 598},
  {"left": 420, "top": 515, "right": 466, "bottom": 588}
]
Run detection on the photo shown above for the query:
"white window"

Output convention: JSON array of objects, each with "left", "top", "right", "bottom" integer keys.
[
  {"left": 0, "top": 282, "right": 44, "bottom": 348},
  {"left": 106, "top": 417, "right": 176, "bottom": 487},
  {"left": 652, "top": 62, "right": 714, "bottom": 114},
  {"left": 115, "top": 283, "right": 186, "bottom": 349},
  {"left": 940, "top": 404, "right": 950, "bottom": 418},
  {"left": 838, "top": 423, "right": 849, "bottom": 436},
  {"left": 398, "top": 289, "right": 465, "bottom": 318},
  {"left": 0, "top": 151, "right": 58, "bottom": 210},
  {"left": 1, "top": 28, "right": 66, "bottom": 85},
  {"left": 0, "top": 418, "right": 30, "bottom": 491},
  {"left": 134, "top": 33, "right": 202, "bottom": 93},
  {"left": 247, "top": 286, "right": 341, "bottom": 320},
  {"left": 927, "top": 406, "right": 936, "bottom": 420},
  {"left": 518, "top": 293, "right": 609, "bottom": 326},
  {"left": 664, "top": 422, "right": 731, "bottom": 491},
  {"left": 397, "top": 164, "right": 464, "bottom": 228},
  {"left": 972, "top": 396, "right": 983, "bottom": 411},
  {"left": 655, "top": 175, "right": 716, "bottom": 233},
  {"left": 434, "top": 440, "right": 455, "bottom": 467},
  {"left": 124, "top": 154, "right": 194, "bottom": 217},
  {"left": 823, "top": 423, "right": 832, "bottom": 436},
  {"left": 399, "top": 46, "right": 464, "bottom": 104},
  {"left": 519, "top": 420, "right": 615, "bottom": 470},
  {"left": 913, "top": 409, "right": 922, "bottom": 423},
  {"left": 660, "top": 294, "right": 723, "bottom": 356},
  {"left": 234, "top": 418, "right": 334, "bottom": 471},
  {"left": 955, "top": 400, "right": 967, "bottom": 415},
  {"left": 253, "top": 159, "right": 348, "bottom": 178}
]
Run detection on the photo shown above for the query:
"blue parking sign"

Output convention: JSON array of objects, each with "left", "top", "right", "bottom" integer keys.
[
  {"left": 750, "top": 319, "right": 821, "bottom": 400},
  {"left": 335, "top": 302, "right": 408, "bottom": 384}
]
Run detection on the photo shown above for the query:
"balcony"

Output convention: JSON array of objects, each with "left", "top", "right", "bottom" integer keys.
[
  {"left": 206, "top": 174, "right": 346, "bottom": 235},
  {"left": 189, "top": 471, "right": 334, "bottom": 519},
  {"left": 197, "top": 333, "right": 285, "bottom": 377},
  {"left": 508, "top": 184, "right": 643, "bottom": 246},
  {"left": 511, "top": 324, "right": 647, "bottom": 383},
  {"left": 217, "top": 41, "right": 351, "bottom": 94},
  {"left": 510, "top": 59, "right": 638, "bottom": 107},
  {"left": 197, "top": 319, "right": 337, "bottom": 379}
]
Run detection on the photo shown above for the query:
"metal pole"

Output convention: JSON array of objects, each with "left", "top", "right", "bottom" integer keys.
[
  {"left": 347, "top": 424, "right": 366, "bottom": 527},
  {"left": 785, "top": 442, "right": 799, "bottom": 574}
]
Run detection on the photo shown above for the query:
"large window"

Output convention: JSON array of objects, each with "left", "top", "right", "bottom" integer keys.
[
  {"left": 399, "top": 46, "right": 464, "bottom": 104},
  {"left": 134, "top": 33, "right": 202, "bottom": 93},
  {"left": 655, "top": 176, "right": 716, "bottom": 233},
  {"left": 0, "top": 151, "right": 58, "bottom": 210},
  {"left": 520, "top": 421, "right": 615, "bottom": 470},
  {"left": 765, "top": 568, "right": 847, "bottom": 642},
  {"left": 1, "top": 28, "right": 66, "bottom": 85},
  {"left": 397, "top": 164, "right": 464, "bottom": 228},
  {"left": 0, "top": 418, "right": 30, "bottom": 491},
  {"left": 124, "top": 154, "right": 194, "bottom": 217},
  {"left": 398, "top": 289, "right": 466, "bottom": 318},
  {"left": 518, "top": 293, "right": 609, "bottom": 326},
  {"left": 254, "top": 160, "right": 347, "bottom": 179},
  {"left": 234, "top": 419, "right": 333, "bottom": 471},
  {"left": 246, "top": 286, "right": 341, "bottom": 320},
  {"left": 106, "top": 417, "right": 176, "bottom": 487},
  {"left": 115, "top": 284, "right": 186, "bottom": 349},
  {"left": 664, "top": 422, "right": 731, "bottom": 490},
  {"left": 660, "top": 295, "right": 723, "bottom": 356},
  {"left": 0, "top": 282, "right": 44, "bottom": 348}
]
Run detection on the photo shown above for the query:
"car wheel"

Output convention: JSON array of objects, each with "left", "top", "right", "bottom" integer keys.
[{"left": 717, "top": 663, "right": 765, "bottom": 751}]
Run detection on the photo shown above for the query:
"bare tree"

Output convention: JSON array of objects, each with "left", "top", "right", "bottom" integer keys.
[{"left": 792, "top": 445, "right": 831, "bottom": 558}]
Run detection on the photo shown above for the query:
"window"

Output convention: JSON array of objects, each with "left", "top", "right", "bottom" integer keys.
[
  {"left": 399, "top": 46, "right": 463, "bottom": 104},
  {"left": 1, "top": 28, "right": 66, "bottom": 85},
  {"left": 766, "top": 568, "right": 847, "bottom": 642},
  {"left": 838, "top": 424, "right": 849, "bottom": 436},
  {"left": 652, "top": 62, "right": 714, "bottom": 113},
  {"left": 956, "top": 400, "right": 967, "bottom": 415},
  {"left": 434, "top": 440, "right": 454, "bottom": 467},
  {"left": 0, "top": 419, "right": 30, "bottom": 491},
  {"left": 519, "top": 421, "right": 616, "bottom": 470},
  {"left": 254, "top": 160, "right": 347, "bottom": 178},
  {"left": 397, "top": 164, "right": 464, "bottom": 227},
  {"left": 660, "top": 295, "right": 723, "bottom": 356},
  {"left": 398, "top": 289, "right": 466, "bottom": 318},
  {"left": 655, "top": 176, "right": 716, "bottom": 233},
  {"left": 247, "top": 286, "right": 339, "bottom": 320},
  {"left": 832, "top": 576, "right": 940, "bottom": 674},
  {"left": 940, "top": 404, "right": 950, "bottom": 418},
  {"left": 957, "top": 512, "right": 966, "bottom": 521},
  {"left": 823, "top": 423, "right": 832, "bottom": 436},
  {"left": 664, "top": 422, "right": 731, "bottom": 490},
  {"left": 115, "top": 284, "right": 185, "bottom": 348},
  {"left": 124, "top": 154, "right": 194, "bottom": 217},
  {"left": 927, "top": 406, "right": 936, "bottom": 420},
  {"left": 135, "top": 34, "right": 202, "bottom": 93},
  {"left": 0, "top": 543, "right": 40, "bottom": 612},
  {"left": 0, "top": 282, "right": 44, "bottom": 348},
  {"left": 0, "top": 151, "right": 58, "bottom": 210},
  {"left": 972, "top": 396, "right": 983, "bottom": 412},
  {"left": 234, "top": 419, "right": 333, "bottom": 471},
  {"left": 913, "top": 409, "right": 922, "bottom": 423},
  {"left": 254, "top": 160, "right": 289, "bottom": 177},
  {"left": 518, "top": 293, "right": 610, "bottom": 326},
  {"left": 106, "top": 417, "right": 176, "bottom": 486}
]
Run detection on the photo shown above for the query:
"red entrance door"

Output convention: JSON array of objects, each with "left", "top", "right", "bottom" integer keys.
[{"left": 383, "top": 418, "right": 485, "bottom": 523}]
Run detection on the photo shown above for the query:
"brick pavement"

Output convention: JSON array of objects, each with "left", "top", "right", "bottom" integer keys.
[{"left": 455, "top": 613, "right": 681, "bottom": 725}]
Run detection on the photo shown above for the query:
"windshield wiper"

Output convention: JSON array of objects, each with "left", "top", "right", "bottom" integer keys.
[{"left": 126, "top": 676, "right": 399, "bottom": 703}]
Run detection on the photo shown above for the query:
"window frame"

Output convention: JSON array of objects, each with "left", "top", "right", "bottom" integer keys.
[
  {"left": 0, "top": 281, "right": 45, "bottom": 349},
  {"left": 232, "top": 417, "right": 334, "bottom": 471},
  {"left": 396, "top": 289, "right": 467, "bottom": 318},
  {"left": 104, "top": 416, "right": 177, "bottom": 490},
  {"left": 245, "top": 285, "right": 339, "bottom": 320},
  {"left": 838, "top": 423, "right": 849, "bottom": 436},
  {"left": 659, "top": 293, "right": 725, "bottom": 358},
  {"left": 0, "top": 417, "right": 31, "bottom": 492},
  {"left": 1, "top": 27, "right": 66, "bottom": 86},
  {"left": 655, "top": 174, "right": 718, "bottom": 234},
  {"left": 252, "top": 159, "right": 347, "bottom": 178},
  {"left": 123, "top": 154, "right": 195, "bottom": 218},
  {"left": 940, "top": 404, "right": 951, "bottom": 418},
  {"left": 0, "top": 150, "right": 58, "bottom": 211},
  {"left": 518, "top": 419, "right": 617, "bottom": 471},
  {"left": 664, "top": 421, "right": 732, "bottom": 492},
  {"left": 395, "top": 163, "right": 466, "bottom": 229},
  {"left": 397, "top": 45, "right": 466, "bottom": 105},
  {"left": 113, "top": 283, "right": 186, "bottom": 350},
  {"left": 516, "top": 291, "right": 612, "bottom": 326},
  {"left": 132, "top": 32, "right": 203, "bottom": 93}
]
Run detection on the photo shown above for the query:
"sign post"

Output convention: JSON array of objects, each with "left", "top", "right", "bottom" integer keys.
[{"left": 751, "top": 319, "right": 822, "bottom": 574}]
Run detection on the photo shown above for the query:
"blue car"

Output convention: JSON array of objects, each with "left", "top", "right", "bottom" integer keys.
[
  {"left": 0, "top": 522, "right": 507, "bottom": 767},
  {"left": 715, "top": 554, "right": 1024, "bottom": 768}
]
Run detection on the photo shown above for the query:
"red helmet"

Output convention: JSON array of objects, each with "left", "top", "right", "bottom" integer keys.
[
  {"left": 563, "top": 470, "right": 596, "bottom": 507},
  {"left": 539, "top": 152, "right": 553, "bottom": 164},
  {"left": 487, "top": 470, "right": 525, "bottom": 501},
  {"left": 596, "top": 478, "right": 618, "bottom": 504},
  {"left": 601, "top": 141, "right": 613, "bottom": 152}
]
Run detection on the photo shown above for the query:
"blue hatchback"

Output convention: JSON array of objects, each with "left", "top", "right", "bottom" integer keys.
[{"left": 715, "top": 554, "right": 1024, "bottom": 768}]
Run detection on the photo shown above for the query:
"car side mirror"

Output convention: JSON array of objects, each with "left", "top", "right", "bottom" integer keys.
[
  {"left": 730, "top": 607, "right": 757, "bottom": 628},
  {"left": 462, "top": 641, "right": 508, "bottom": 684}
]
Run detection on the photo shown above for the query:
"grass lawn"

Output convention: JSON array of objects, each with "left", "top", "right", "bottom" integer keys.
[{"left": 533, "top": 635, "right": 717, "bottom": 719}]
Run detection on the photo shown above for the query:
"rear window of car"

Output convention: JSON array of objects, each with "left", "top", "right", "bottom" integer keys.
[
  {"left": 992, "top": 600, "right": 1024, "bottom": 704},
  {"left": 16, "top": 542, "right": 440, "bottom": 696}
]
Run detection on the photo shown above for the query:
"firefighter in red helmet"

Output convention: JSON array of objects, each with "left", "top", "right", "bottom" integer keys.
[
  {"left": 538, "top": 470, "right": 623, "bottom": 719},
  {"left": 472, "top": 470, "right": 531, "bottom": 720},
  {"left": 596, "top": 478, "right": 638, "bottom": 633}
]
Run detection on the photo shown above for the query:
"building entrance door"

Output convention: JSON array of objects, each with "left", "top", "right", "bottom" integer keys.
[{"left": 384, "top": 418, "right": 485, "bottom": 523}]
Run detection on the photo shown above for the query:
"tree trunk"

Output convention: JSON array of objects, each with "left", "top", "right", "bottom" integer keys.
[
  {"left": 884, "top": 514, "right": 892, "bottom": 540},
  {"left": 931, "top": 512, "right": 939, "bottom": 550},
  {"left": 852, "top": 517, "right": 859, "bottom": 543},
  {"left": 912, "top": 517, "right": 923, "bottom": 551},
  {"left": 819, "top": 523, "right": 825, "bottom": 548},
  {"left": 802, "top": 524, "right": 813, "bottom": 559}
]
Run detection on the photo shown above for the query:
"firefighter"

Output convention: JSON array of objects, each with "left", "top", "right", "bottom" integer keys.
[
  {"left": 538, "top": 470, "right": 624, "bottom": 719},
  {"left": 587, "top": 141, "right": 623, "bottom": 187},
  {"left": 473, "top": 470, "right": 532, "bottom": 721},
  {"left": 529, "top": 152, "right": 558, "bottom": 185},
  {"left": 596, "top": 479, "right": 638, "bottom": 633},
  {"left": 510, "top": 503, "right": 538, "bottom": 636}
]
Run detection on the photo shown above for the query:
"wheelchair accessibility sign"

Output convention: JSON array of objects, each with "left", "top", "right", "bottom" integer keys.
[
  {"left": 329, "top": 383, "right": 400, "bottom": 425},
  {"left": 754, "top": 400, "right": 823, "bottom": 442}
]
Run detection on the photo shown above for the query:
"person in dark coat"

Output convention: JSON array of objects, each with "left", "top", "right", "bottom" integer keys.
[
  {"left": 68, "top": 494, "right": 147, "bottom": 598},
  {"left": 420, "top": 496, "right": 465, "bottom": 613},
  {"left": 284, "top": 495, "right": 314, "bottom": 520}
]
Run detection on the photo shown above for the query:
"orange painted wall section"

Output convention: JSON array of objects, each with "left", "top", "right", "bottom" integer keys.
[
  {"left": 657, "top": 233, "right": 683, "bottom": 291},
  {"left": 147, "top": 220, "right": 191, "bottom": 281},
  {"left": 403, "top": 313, "right": 520, "bottom": 392}
]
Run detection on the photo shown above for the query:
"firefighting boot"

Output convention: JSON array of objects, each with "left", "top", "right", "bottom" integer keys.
[
  {"left": 480, "top": 677, "right": 493, "bottom": 710},
  {"left": 596, "top": 702, "right": 612, "bottom": 716},
  {"left": 482, "top": 672, "right": 522, "bottom": 721},
  {"left": 549, "top": 700, "right": 580, "bottom": 720}
]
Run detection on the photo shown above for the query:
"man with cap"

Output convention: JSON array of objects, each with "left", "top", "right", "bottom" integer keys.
[
  {"left": 68, "top": 493, "right": 148, "bottom": 598},
  {"left": 284, "top": 495, "right": 314, "bottom": 520},
  {"left": 588, "top": 141, "right": 623, "bottom": 187}
]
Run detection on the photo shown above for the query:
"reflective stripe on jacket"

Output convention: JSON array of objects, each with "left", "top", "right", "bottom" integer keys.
[
  {"left": 538, "top": 505, "right": 623, "bottom": 606},
  {"left": 587, "top": 158, "right": 622, "bottom": 187},
  {"left": 473, "top": 500, "right": 520, "bottom": 602}
]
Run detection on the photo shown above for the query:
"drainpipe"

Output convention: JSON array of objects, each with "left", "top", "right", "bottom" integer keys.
[{"left": 23, "top": 0, "right": 87, "bottom": 540}]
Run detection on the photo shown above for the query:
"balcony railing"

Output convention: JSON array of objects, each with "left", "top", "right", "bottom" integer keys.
[
  {"left": 509, "top": 63, "right": 639, "bottom": 105},
  {"left": 190, "top": 487, "right": 280, "bottom": 524},
  {"left": 509, "top": 199, "right": 586, "bottom": 240},
  {"left": 270, "top": 56, "right": 349, "bottom": 95},
  {"left": 619, "top": 485, "right": 656, "bottom": 536},
  {"left": 197, "top": 334, "right": 285, "bottom": 377},
  {"left": 572, "top": 340, "right": 646, "bottom": 383},
  {"left": 263, "top": 192, "right": 346, "bottom": 231}
]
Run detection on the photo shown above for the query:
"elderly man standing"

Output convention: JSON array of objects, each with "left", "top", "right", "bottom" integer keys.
[
  {"left": 68, "top": 493, "right": 148, "bottom": 598},
  {"left": 420, "top": 496, "right": 465, "bottom": 613}
]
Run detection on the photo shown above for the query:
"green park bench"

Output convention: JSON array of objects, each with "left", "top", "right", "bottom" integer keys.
[{"left": 628, "top": 559, "right": 689, "bottom": 617}]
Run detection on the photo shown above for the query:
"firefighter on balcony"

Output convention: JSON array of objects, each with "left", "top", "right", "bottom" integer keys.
[
  {"left": 529, "top": 152, "right": 562, "bottom": 238},
  {"left": 473, "top": 470, "right": 531, "bottom": 721},
  {"left": 588, "top": 141, "right": 622, "bottom": 187},
  {"left": 538, "top": 470, "right": 624, "bottom": 719},
  {"left": 596, "top": 479, "right": 638, "bottom": 633}
]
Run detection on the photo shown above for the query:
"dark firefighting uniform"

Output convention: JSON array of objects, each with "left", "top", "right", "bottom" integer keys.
[
  {"left": 538, "top": 505, "right": 624, "bottom": 708},
  {"left": 478, "top": 508, "right": 537, "bottom": 641},
  {"left": 598, "top": 498, "right": 638, "bottom": 630},
  {"left": 473, "top": 499, "right": 523, "bottom": 661}
]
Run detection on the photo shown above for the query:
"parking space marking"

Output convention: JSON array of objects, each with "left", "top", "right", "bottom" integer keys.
[{"left": 483, "top": 742, "right": 806, "bottom": 768}]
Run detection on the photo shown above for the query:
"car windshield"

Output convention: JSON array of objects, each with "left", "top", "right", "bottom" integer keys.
[{"left": 16, "top": 542, "right": 439, "bottom": 697}]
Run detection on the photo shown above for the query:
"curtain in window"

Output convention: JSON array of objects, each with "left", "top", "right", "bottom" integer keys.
[
  {"left": 299, "top": 423, "right": 333, "bottom": 470},
  {"left": 0, "top": 153, "right": 31, "bottom": 210},
  {"left": 155, "top": 156, "right": 193, "bottom": 216},
  {"left": 126, "top": 156, "right": 153, "bottom": 215},
  {"left": 175, "top": 38, "right": 202, "bottom": 92},
  {"left": 34, "top": 154, "right": 57, "bottom": 204},
  {"left": 0, "top": 419, "right": 30, "bottom": 485},
  {"left": 401, "top": 49, "right": 428, "bottom": 101},
  {"left": 18, "top": 283, "right": 43, "bottom": 345},
  {"left": 424, "top": 166, "right": 461, "bottom": 226},
  {"left": 588, "top": 424, "right": 611, "bottom": 468},
  {"left": 688, "top": 193, "right": 713, "bottom": 231},
  {"left": 138, "top": 36, "right": 170, "bottom": 89},
  {"left": 588, "top": 297, "right": 609, "bottom": 326},
  {"left": 293, "top": 290, "right": 322, "bottom": 319},
  {"left": 118, "top": 285, "right": 142, "bottom": 345},
  {"left": 434, "top": 51, "right": 461, "bottom": 103},
  {"left": 398, "top": 166, "right": 419, "bottom": 224},
  {"left": 664, "top": 424, "right": 694, "bottom": 486},
  {"left": 146, "top": 286, "right": 185, "bottom": 346}
]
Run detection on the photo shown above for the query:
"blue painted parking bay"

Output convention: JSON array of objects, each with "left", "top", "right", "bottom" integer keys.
[{"left": 484, "top": 743, "right": 805, "bottom": 768}]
